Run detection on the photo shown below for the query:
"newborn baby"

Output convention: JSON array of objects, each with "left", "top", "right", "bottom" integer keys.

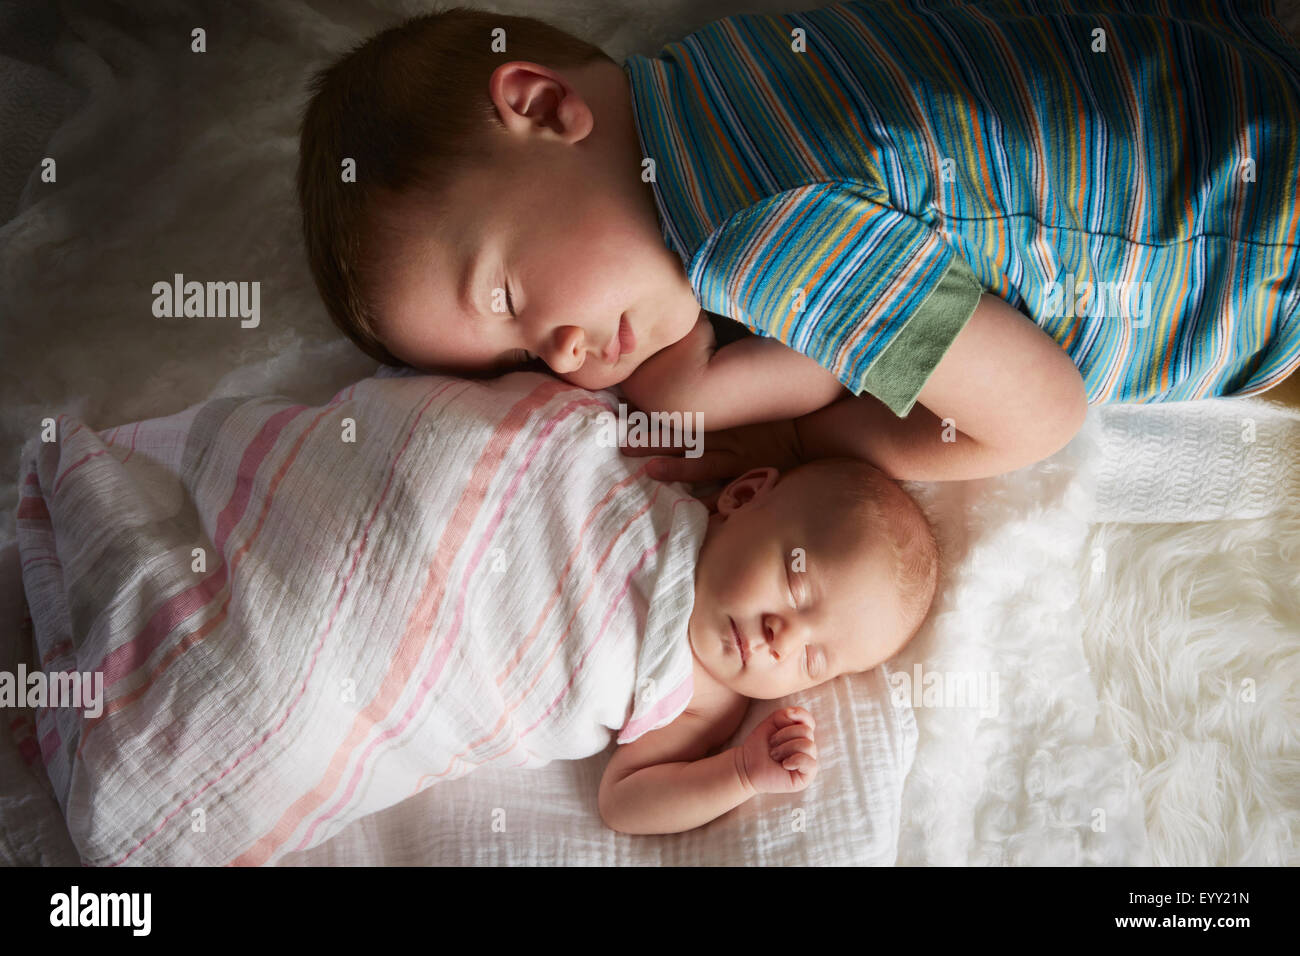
[
  {"left": 599, "top": 455, "right": 938, "bottom": 834},
  {"left": 14, "top": 366, "right": 936, "bottom": 860}
]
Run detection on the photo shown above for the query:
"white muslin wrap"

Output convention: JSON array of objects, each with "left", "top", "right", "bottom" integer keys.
[{"left": 14, "top": 369, "right": 708, "bottom": 864}]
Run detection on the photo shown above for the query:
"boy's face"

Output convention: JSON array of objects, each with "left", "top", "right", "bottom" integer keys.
[
  {"left": 368, "top": 59, "right": 702, "bottom": 390},
  {"left": 689, "top": 468, "right": 909, "bottom": 700}
]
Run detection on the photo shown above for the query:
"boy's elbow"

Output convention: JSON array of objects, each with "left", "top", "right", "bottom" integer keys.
[
  {"left": 621, "top": 364, "right": 690, "bottom": 416},
  {"left": 1011, "top": 360, "right": 1089, "bottom": 467},
  {"left": 1043, "top": 360, "right": 1089, "bottom": 453},
  {"left": 626, "top": 370, "right": 704, "bottom": 417}
]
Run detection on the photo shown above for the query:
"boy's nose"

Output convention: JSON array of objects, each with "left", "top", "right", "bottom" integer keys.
[{"left": 542, "top": 325, "right": 587, "bottom": 374}]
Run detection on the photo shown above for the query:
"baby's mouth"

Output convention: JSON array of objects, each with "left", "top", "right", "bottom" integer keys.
[{"left": 729, "top": 617, "right": 748, "bottom": 665}]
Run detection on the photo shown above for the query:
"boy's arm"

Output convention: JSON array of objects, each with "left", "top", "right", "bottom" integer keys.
[
  {"left": 598, "top": 699, "right": 750, "bottom": 835},
  {"left": 628, "top": 294, "right": 1088, "bottom": 483},
  {"left": 619, "top": 312, "right": 850, "bottom": 430},
  {"left": 795, "top": 293, "right": 1088, "bottom": 480}
]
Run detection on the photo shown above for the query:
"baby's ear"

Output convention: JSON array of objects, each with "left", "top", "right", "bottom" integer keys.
[{"left": 716, "top": 467, "right": 779, "bottom": 514}]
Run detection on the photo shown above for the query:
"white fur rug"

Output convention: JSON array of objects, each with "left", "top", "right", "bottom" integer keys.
[
  {"left": 896, "top": 417, "right": 1148, "bottom": 865},
  {"left": 898, "top": 398, "right": 1300, "bottom": 865},
  {"left": 2, "top": 0, "right": 1297, "bottom": 865}
]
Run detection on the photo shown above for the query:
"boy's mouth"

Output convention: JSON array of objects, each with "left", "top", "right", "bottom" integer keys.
[{"left": 604, "top": 313, "right": 634, "bottom": 364}]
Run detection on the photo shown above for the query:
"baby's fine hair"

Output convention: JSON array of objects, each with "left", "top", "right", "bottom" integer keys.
[
  {"left": 296, "top": 6, "right": 612, "bottom": 365},
  {"left": 782, "top": 458, "right": 940, "bottom": 662}
]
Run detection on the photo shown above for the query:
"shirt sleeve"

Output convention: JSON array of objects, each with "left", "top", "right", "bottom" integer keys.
[{"left": 687, "top": 181, "right": 984, "bottom": 417}]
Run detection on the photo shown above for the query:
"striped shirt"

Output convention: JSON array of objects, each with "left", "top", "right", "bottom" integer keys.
[{"left": 622, "top": 0, "right": 1300, "bottom": 416}]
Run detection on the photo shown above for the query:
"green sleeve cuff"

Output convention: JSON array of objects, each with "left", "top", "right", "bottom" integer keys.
[{"left": 860, "top": 253, "right": 984, "bottom": 417}]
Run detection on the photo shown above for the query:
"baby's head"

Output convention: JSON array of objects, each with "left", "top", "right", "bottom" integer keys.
[
  {"left": 297, "top": 7, "right": 700, "bottom": 388},
  {"left": 689, "top": 458, "right": 939, "bottom": 700}
]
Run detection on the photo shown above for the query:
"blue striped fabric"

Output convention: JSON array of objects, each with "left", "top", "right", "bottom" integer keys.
[{"left": 623, "top": 0, "right": 1300, "bottom": 416}]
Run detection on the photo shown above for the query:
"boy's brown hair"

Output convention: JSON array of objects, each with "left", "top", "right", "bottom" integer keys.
[{"left": 296, "top": 6, "right": 614, "bottom": 366}]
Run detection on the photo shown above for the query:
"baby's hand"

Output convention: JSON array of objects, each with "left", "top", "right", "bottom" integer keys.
[{"left": 737, "top": 706, "right": 818, "bottom": 794}]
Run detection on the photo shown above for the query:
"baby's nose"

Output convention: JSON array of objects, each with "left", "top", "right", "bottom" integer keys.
[{"left": 764, "top": 615, "right": 799, "bottom": 657}]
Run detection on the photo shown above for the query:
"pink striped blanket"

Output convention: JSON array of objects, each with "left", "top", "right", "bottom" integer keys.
[{"left": 13, "top": 369, "right": 708, "bottom": 864}]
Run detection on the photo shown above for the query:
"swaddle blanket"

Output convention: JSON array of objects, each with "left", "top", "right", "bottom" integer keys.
[{"left": 13, "top": 369, "right": 708, "bottom": 865}]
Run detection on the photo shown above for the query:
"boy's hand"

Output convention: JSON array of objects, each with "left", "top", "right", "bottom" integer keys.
[
  {"left": 619, "top": 311, "right": 716, "bottom": 413},
  {"left": 620, "top": 310, "right": 850, "bottom": 431},
  {"left": 735, "top": 706, "right": 818, "bottom": 795},
  {"left": 622, "top": 416, "right": 806, "bottom": 504}
]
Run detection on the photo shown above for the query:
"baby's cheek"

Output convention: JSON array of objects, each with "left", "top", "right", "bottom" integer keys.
[{"left": 704, "top": 562, "right": 754, "bottom": 610}]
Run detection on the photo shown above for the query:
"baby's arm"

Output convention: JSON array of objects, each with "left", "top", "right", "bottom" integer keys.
[
  {"left": 619, "top": 312, "right": 850, "bottom": 431},
  {"left": 598, "top": 707, "right": 752, "bottom": 835},
  {"left": 598, "top": 700, "right": 818, "bottom": 835}
]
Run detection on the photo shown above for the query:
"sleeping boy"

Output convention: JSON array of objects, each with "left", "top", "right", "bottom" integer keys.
[
  {"left": 296, "top": 1, "right": 1300, "bottom": 484},
  {"left": 599, "top": 454, "right": 937, "bottom": 834}
]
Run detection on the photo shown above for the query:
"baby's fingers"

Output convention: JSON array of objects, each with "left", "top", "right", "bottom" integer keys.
[
  {"left": 769, "top": 723, "right": 815, "bottom": 748},
  {"left": 771, "top": 706, "right": 816, "bottom": 733},
  {"left": 770, "top": 738, "right": 818, "bottom": 765},
  {"left": 779, "top": 751, "right": 817, "bottom": 777}
]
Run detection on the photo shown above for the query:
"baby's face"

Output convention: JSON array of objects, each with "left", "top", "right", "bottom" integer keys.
[
  {"left": 688, "top": 467, "right": 908, "bottom": 700},
  {"left": 368, "top": 59, "right": 702, "bottom": 389}
]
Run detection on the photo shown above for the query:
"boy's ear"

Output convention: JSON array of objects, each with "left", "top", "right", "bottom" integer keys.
[{"left": 487, "top": 61, "right": 595, "bottom": 144}]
